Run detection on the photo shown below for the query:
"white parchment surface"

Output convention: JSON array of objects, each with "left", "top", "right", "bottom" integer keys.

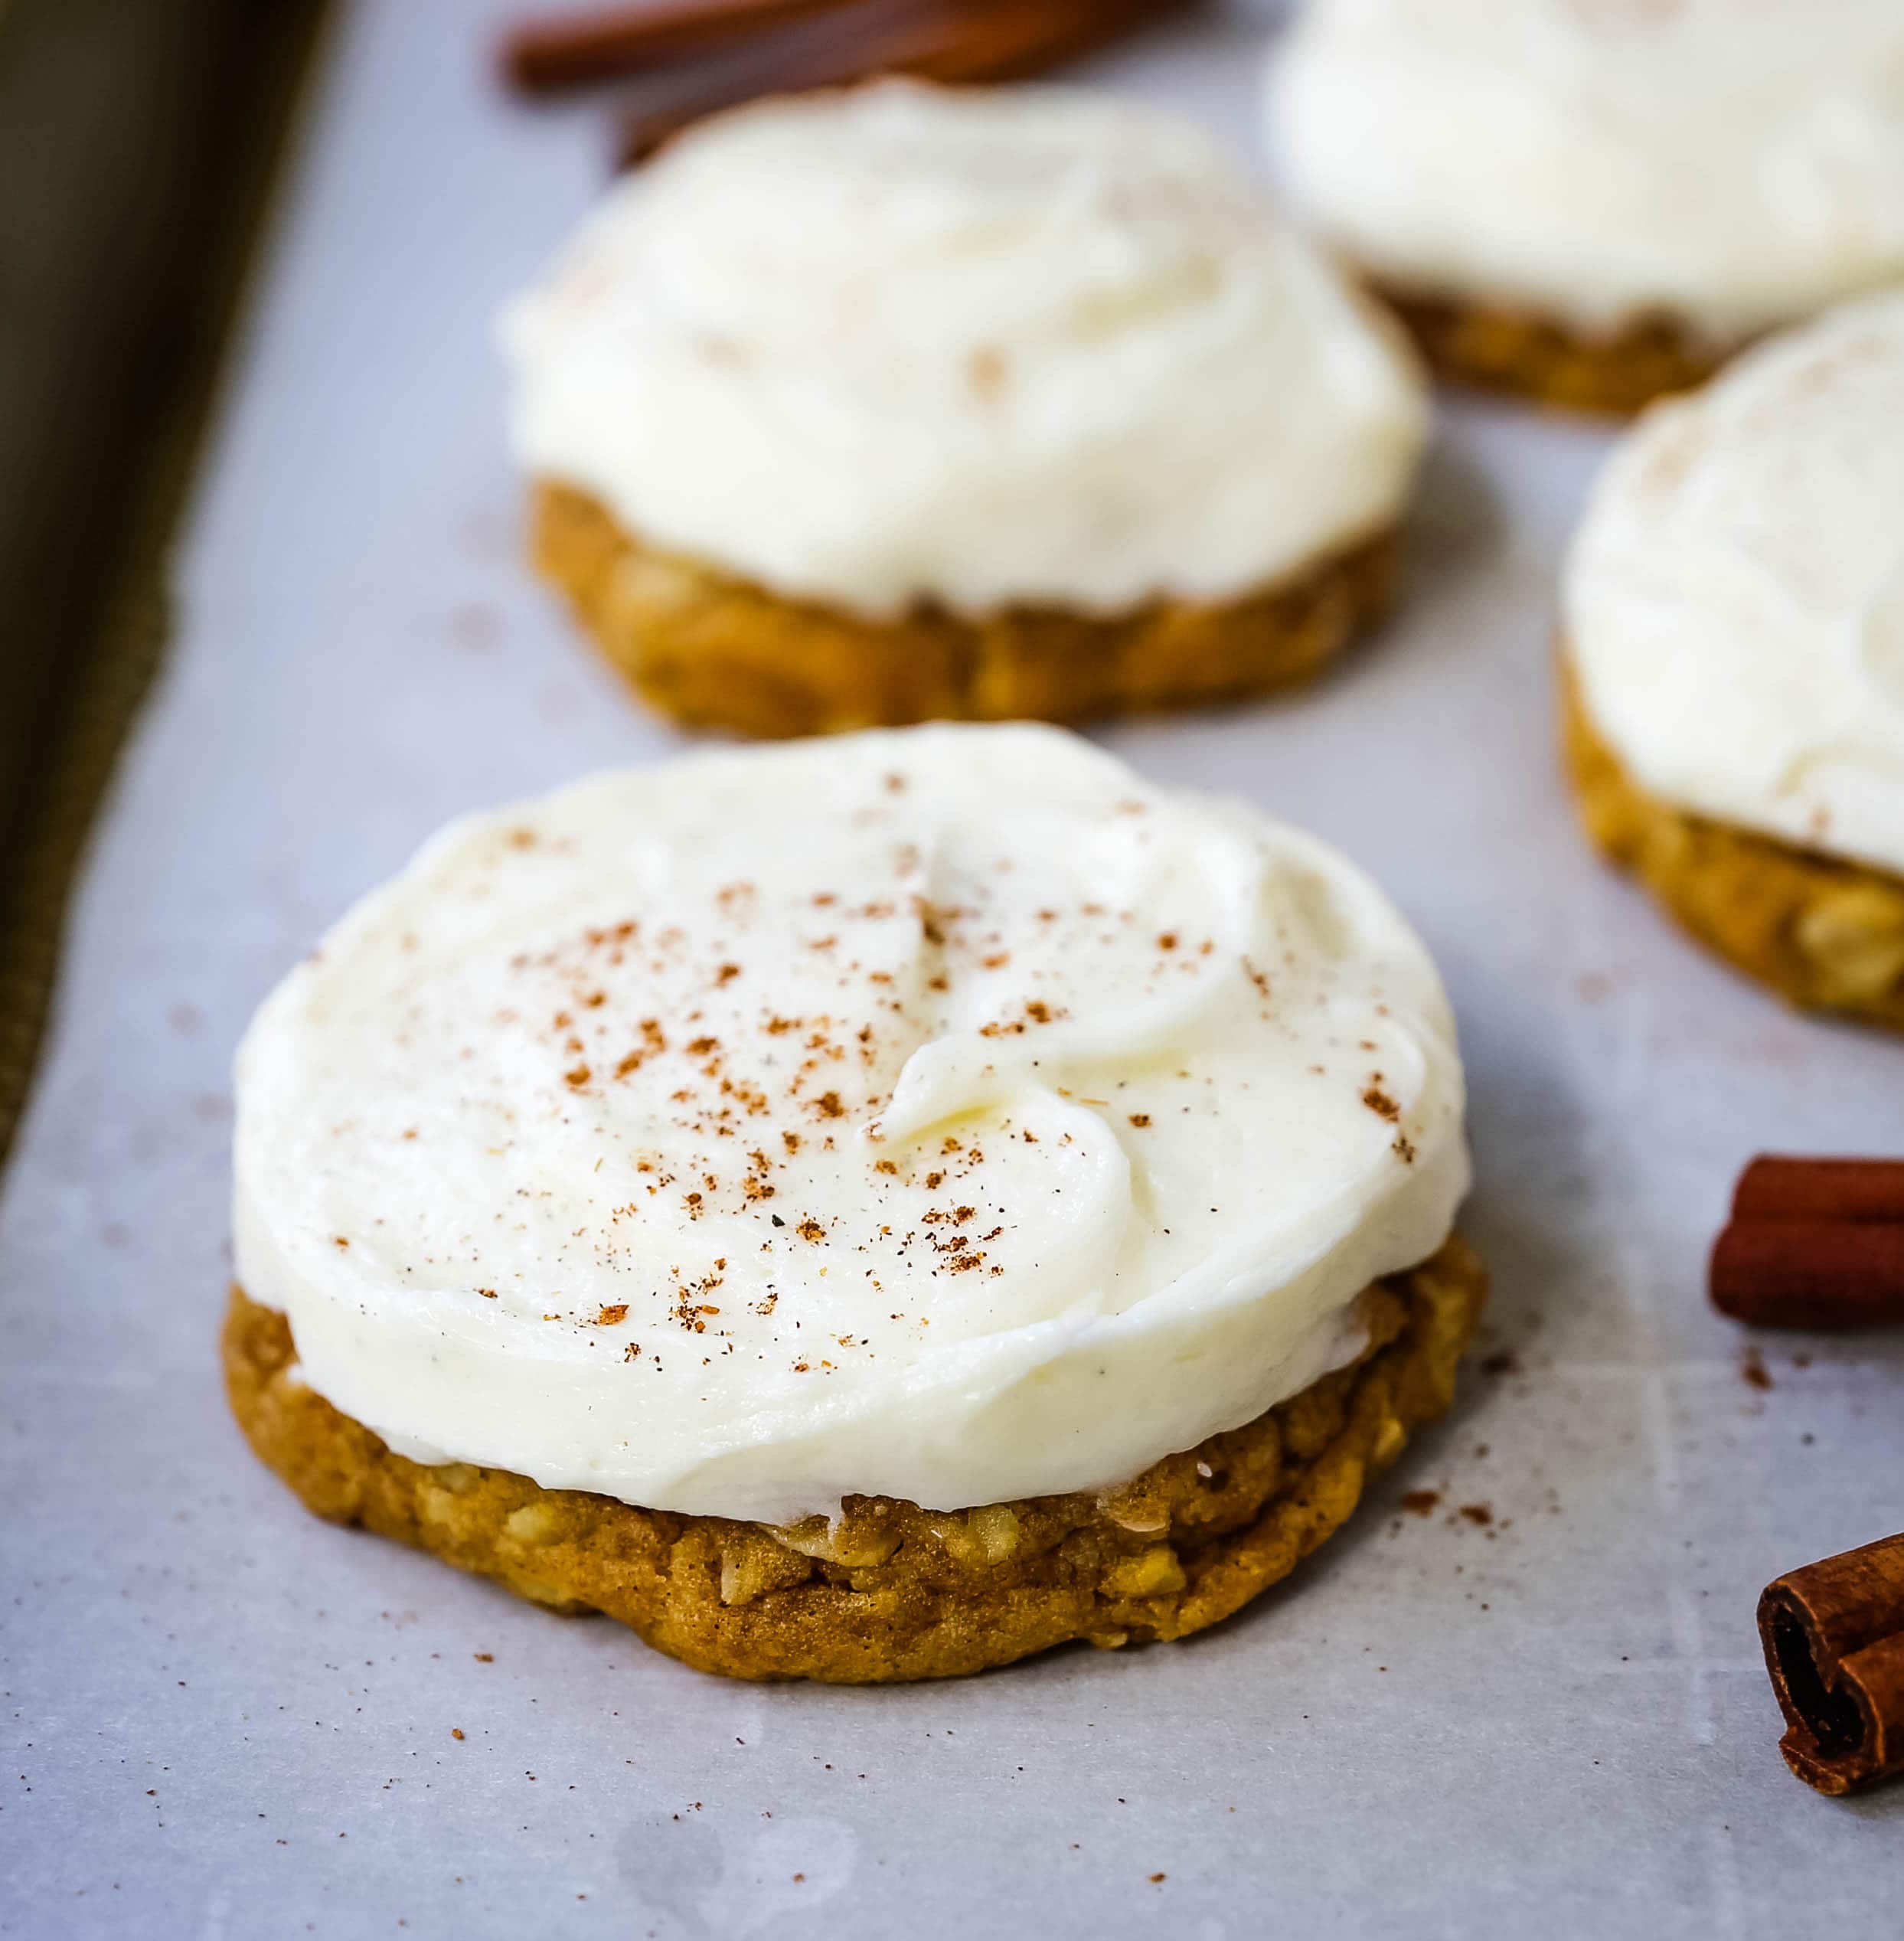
[{"left": 3, "top": 4, "right": 1901, "bottom": 1935}]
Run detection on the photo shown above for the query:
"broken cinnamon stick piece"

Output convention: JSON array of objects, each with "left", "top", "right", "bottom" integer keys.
[
  {"left": 501, "top": 0, "right": 859, "bottom": 94},
  {"left": 1759, "top": 1531, "right": 1904, "bottom": 1796},
  {"left": 617, "top": 0, "right": 1190, "bottom": 166},
  {"left": 1709, "top": 1220, "right": 1904, "bottom": 1329},
  {"left": 1732, "top": 1155, "right": 1904, "bottom": 1228}
]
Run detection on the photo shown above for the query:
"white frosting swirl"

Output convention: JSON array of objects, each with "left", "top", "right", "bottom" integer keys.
[
  {"left": 1266, "top": 0, "right": 1904, "bottom": 341},
  {"left": 501, "top": 80, "right": 1427, "bottom": 618},
  {"left": 1566, "top": 290, "right": 1904, "bottom": 877},
  {"left": 233, "top": 726, "right": 1468, "bottom": 1524}
]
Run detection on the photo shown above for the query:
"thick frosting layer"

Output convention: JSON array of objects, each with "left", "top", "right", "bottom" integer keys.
[
  {"left": 233, "top": 726, "right": 1468, "bottom": 1524},
  {"left": 501, "top": 80, "right": 1427, "bottom": 618},
  {"left": 1566, "top": 291, "right": 1904, "bottom": 877},
  {"left": 1267, "top": 0, "right": 1904, "bottom": 341}
]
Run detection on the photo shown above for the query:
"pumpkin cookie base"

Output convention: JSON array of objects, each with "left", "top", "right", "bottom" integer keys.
[
  {"left": 1381, "top": 286, "right": 1728, "bottom": 417},
  {"left": 224, "top": 1235, "right": 1486, "bottom": 1683},
  {"left": 1563, "top": 658, "right": 1904, "bottom": 1028},
  {"left": 529, "top": 482, "right": 1396, "bottom": 738}
]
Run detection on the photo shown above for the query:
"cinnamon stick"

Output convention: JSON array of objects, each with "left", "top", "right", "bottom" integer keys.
[
  {"left": 1731, "top": 1155, "right": 1904, "bottom": 1227},
  {"left": 1759, "top": 1531, "right": 1904, "bottom": 1795},
  {"left": 501, "top": 0, "right": 859, "bottom": 94},
  {"left": 617, "top": 0, "right": 1190, "bottom": 166},
  {"left": 1710, "top": 1220, "right": 1904, "bottom": 1328}
]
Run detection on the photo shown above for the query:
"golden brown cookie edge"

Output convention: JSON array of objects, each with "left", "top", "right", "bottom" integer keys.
[
  {"left": 1376, "top": 284, "right": 1731, "bottom": 417},
  {"left": 1561, "top": 653, "right": 1904, "bottom": 1028},
  {"left": 224, "top": 1234, "right": 1487, "bottom": 1683},
  {"left": 528, "top": 481, "right": 1397, "bottom": 738}
]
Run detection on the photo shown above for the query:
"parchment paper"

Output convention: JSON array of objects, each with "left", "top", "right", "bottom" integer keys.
[{"left": 4, "top": 3, "right": 1901, "bottom": 1934}]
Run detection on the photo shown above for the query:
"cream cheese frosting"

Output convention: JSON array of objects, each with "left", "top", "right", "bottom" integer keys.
[
  {"left": 1266, "top": 0, "right": 1904, "bottom": 343},
  {"left": 501, "top": 79, "right": 1428, "bottom": 619},
  {"left": 1565, "top": 290, "right": 1904, "bottom": 879},
  {"left": 232, "top": 725, "right": 1468, "bottom": 1524}
]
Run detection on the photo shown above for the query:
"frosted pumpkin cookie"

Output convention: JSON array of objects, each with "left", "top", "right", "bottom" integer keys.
[
  {"left": 1563, "top": 292, "right": 1904, "bottom": 1025},
  {"left": 227, "top": 724, "right": 1481, "bottom": 1681},
  {"left": 501, "top": 80, "right": 1429, "bottom": 736},
  {"left": 1266, "top": 0, "right": 1904, "bottom": 414}
]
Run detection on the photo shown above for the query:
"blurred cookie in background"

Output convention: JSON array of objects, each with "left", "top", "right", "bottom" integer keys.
[
  {"left": 1266, "top": 0, "right": 1904, "bottom": 415},
  {"left": 1561, "top": 289, "right": 1904, "bottom": 1024},
  {"left": 503, "top": 79, "right": 1430, "bottom": 737}
]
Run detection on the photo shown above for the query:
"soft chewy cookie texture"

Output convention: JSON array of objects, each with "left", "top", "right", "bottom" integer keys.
[
  {"left": 226, "top": 1237, "right": 1484, "bottom": 1684},
  {"left": 1558, "top": 292, "right": 1904, "bottom": 1018},
  {"left": 503, "top": 81, "right": 1429, "bottom": 730},
  {"left": 1563, "top": 665, "right": 1904, "bottom": 1030},
  {"left": 532, "top": 482, "right": 1394, "bottom": 737},
  {"left": 227, "top": 724, "right": 1474, "bottom": 1681},
  {"left": 1379, "top": 291, "right": 1724, "bottom": 418}
]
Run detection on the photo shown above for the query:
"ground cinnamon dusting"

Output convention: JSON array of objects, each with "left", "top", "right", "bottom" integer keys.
[{"left": 318, "top": 757, "right": 1435, "bottom": 1429}]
